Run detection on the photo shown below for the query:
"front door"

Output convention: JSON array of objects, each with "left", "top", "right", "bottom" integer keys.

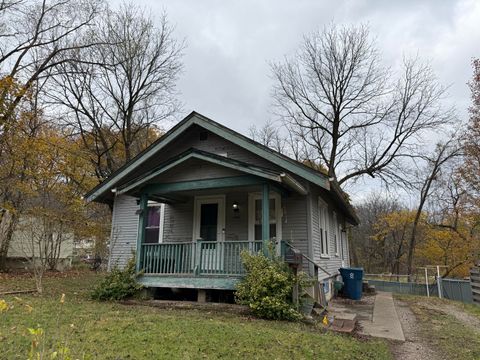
[
  {"left": 193, "top": 196, "right": 225, "bottom": 272},
  {"left": 200, "top": 203, "right": 219, "bottom": 241}
]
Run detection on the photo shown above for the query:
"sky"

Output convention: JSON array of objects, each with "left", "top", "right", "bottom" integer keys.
[{"left": 113, "top": 0, "right": 480, "bottom": 202}]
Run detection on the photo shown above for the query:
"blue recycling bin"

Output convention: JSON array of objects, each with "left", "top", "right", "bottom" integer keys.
[{"left": 339, "top": 267, "right": 364, "bottom": 300}]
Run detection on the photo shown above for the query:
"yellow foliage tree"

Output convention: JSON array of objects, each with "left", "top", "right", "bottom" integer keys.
[
  {"left": 0, "top": 79, "right": 109, "bottom": 273},
  {"left": 373, "top": 210, "right": 427, "bottom": 276},
  {"left": 418, "top": 214, "right": 480, "bottom": 278}
]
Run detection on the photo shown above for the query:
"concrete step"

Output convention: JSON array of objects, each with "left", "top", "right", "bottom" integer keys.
[
  {"left": 329, "top": 311, "right": 357, "bottom": 322},
  {"left": 330, "top": 318, "right": 356, "bottom": 333},
  {"left": 324, "top": 309, "right": 357, "bottom": 334}
]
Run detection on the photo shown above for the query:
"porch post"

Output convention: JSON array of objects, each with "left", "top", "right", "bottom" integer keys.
[
  {"left": 262, "top": 183, "right": 270, "bottom": 257},
  {"left": 136, "top": 192, "right": 148, "bottom": 272}
]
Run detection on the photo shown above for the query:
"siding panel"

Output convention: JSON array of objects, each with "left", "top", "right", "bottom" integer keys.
[
  {"left": 283, "top": 194, "right": 308, "bottom": 257},
  {"left": 309, "top": 187, "right": 347, "bottom": 280},
  {"left": 109, "top": 195, "right": 139, "bottom": 269},
  {"left": 121, "top": 126, "right": 283, "bottom": 185}
]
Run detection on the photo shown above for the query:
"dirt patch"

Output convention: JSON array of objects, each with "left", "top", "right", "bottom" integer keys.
[
  {"left": 391, "top": 299, "right": 441, "bottom": 360},
  {"left": 427, "top": 302, "right": 480, "bottom": 332},
  {"left": 120, "top": 299, "right": 252, "bottom": 316},
  {"left": 333, "top": 294, "right": 376, "bottom": 306}
]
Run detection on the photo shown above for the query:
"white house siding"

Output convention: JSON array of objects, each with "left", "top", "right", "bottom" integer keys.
[
  {"left": 161, "top": 191, "right": 303, "bottom": 243},
  {"left": 162, "top": 199, "right": 194, "bottom": 242},
  {"left": 309, "top": 187, "right": 351, "bottom": 300},
  {"left": 282, "top": 193, "right": 309, "bottom": 261},
  {"left": 109, "top": 195, "right": 139, "bottom": 269},
  {"left": 110, "top": 189, "right": 312, "bottom": 267}
]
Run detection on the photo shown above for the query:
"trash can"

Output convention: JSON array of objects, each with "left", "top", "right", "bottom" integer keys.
[{"left": 339, "top": 267, "right": 364, "bottom": 300}]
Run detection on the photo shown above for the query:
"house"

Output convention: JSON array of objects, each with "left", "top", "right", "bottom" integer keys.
[
  {"left": 4, "top": 215, "right": 74, "bottom": 271},
  {"left": 86, "top": 111, "right": 358, "bottom": 301}
]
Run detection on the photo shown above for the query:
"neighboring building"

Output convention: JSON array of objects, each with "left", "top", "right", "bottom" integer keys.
[
  {"left": 6, "top": 216, "right": 74, "bottom": 271},
  {"left": 86, "top": 112, "right": 358, "bottom": 301},
  {"left": 73, "top": 237, "right": 95, "bottom": 258}
]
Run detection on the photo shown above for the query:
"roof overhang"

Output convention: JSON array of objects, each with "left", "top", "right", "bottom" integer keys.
[
  {"left": 329, "top": 181, "right": 359, "bottom": 226},
  {"left": 115, "top": 149, "right": 308, "bottom": 197},
  {"left": 85, "top": 112, "right": 328, "bottom": 202}
]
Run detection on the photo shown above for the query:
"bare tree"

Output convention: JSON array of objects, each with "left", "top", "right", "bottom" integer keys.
[
  {"left": 49, "top": 3, "right": 184, "bottom": 180},
  {"left": 0, "top": 0, "right": 103, "bottom": 128},
  {"left": 249, "top": 120, "right": 286, "bottom": 153},
  {"left": 271, "top": 24, "right": 452, "bottom": 187},
  {"left": 405, "top": 137, "right": 462, "bottom": 279}
]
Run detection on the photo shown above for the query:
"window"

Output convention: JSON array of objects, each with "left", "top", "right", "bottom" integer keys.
[
  {"left": 333, "top": 212, "right": 339, "bottom": 256},
  {"left": 248, "top": 193, "right": 282, "bottom": 242},
  {"left": 144, "top": 203, "right": 165, "bottom": 243},
  {"left": 254, "top": 198, "right": 277, "bottom": 240},
  {"left": 318, "top": 199, "right": 329, "bottom": 257}
]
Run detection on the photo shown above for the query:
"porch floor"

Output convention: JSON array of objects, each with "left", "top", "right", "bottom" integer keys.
[{"left": 138, "top": 274, "right": 243, "bottom": 290}]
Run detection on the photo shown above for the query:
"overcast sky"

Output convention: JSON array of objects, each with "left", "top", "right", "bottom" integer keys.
[{"left": 115, "top": 0, "right": 479, "bottom": 201}]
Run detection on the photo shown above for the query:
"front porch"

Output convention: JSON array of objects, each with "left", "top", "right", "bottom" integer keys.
[
  {"left": 138, "top": 240, "right": 264, "bottom": 290},
  {"left": 113, "top": 149, "right": 310, "bottom": 290},
  {"left": 130, "top": 177, "right": 298, "bottom": 290}
]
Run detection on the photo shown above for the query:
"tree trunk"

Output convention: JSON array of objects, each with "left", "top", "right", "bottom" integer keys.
[
  {"left": 406, "top": 209, "right": 422, "bottom": 281},
  {"left": 0, "top": 211, "right": 18, "bottom": 271},
  {"left": 349, "top": 233, "right": 359, "bottom": 267}
]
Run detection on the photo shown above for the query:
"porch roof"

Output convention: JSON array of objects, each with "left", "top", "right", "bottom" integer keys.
[{"left": 116, "top": 148, "right": 307, "bottom": 197}]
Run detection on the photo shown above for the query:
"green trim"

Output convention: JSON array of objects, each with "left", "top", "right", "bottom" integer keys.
[
  {"left": 194, "top": 117, "right": 329, "bottom": 190},
  {"left": 143, "top": 176, "right": 266, "bottom": 194},
  {"left": 86, "top": 112, "right": 329, "bottom": 202},
  {"left": 136, "top": 193, "right": 148, "bottom": 272},
  {"left": 262, "top": 183, "right": 270, "bottom": 256},
  {"left": 137, "top": 275, "right": 242, "bottom": 290},
  {"left": 117, "top": 150, "right": 281, "bottom": 195}
]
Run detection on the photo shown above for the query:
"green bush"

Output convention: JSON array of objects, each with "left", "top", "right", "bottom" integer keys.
[
  {"left": 90, "top": 257, "right": 143, "bottom": 301},
  {"left": 235, "top": 251, "right": 303, "bottom": 321}
]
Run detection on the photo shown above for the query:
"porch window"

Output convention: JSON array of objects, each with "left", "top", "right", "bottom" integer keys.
[
  {"left": 254, "top": 198, "right": 276, "bottom": 240},
  {"left": 144, "top": 204, "right": 165, "bottom": 243},
  {"left": 318, "top": 199, "right": 329, "bottom": 257},
  {"left": 248, "top": 193, "right": 281, "bottom": 241}
]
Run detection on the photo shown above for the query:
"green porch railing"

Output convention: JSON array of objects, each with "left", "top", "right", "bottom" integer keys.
[{"left": 140, "top": 240, "right": 263, "bottom": 276}]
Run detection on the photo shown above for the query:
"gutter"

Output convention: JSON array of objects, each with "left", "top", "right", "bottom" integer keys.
[{"left": 280, "top": 173, "right": 308, "bottom": 195}]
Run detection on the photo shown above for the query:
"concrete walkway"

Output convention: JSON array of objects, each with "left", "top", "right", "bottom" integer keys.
[{"left": 360, "top": 291, "right": 405, "bottom": 341}]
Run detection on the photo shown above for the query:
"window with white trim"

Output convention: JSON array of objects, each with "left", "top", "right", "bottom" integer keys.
[
  {"left": 144, "top": 203, "right": 165, "bottom": 243},
  {"left": 318, "top": 198, "right": 329, "bottom": 256},
  {"left": 248, "top": 193, "right": 282, "bottom": 242}
]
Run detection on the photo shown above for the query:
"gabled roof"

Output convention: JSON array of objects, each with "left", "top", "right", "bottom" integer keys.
[
  {"left": 84, "top": 111, "right": 358, "bottom": 224},
  {"left": 85, "top": 111, "right": 329, "bottom": 202}
]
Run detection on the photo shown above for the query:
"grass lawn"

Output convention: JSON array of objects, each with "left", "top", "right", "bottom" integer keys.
[
  {"left": 396, "top": 294, "right": 480, "bottom": 360},
  {"left": 0, "top": 271, "right": 392, "bottom": 360}
]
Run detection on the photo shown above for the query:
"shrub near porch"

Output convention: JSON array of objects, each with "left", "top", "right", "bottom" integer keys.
[
  {"left": 0, "top": 271, "right": 392, "bottom": 359},
  {"left": 235, "top": 251, "right": 303, "bottom": 321}
]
